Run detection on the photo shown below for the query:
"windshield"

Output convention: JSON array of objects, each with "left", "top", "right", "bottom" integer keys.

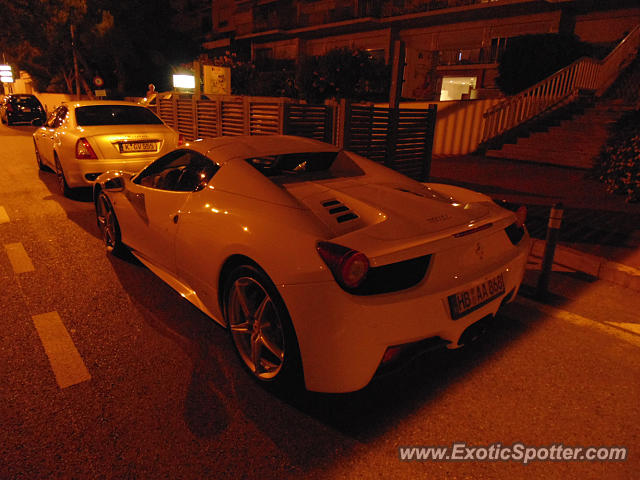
[{"left": 75, "top": 105, "right": 163, "bottom": 126}]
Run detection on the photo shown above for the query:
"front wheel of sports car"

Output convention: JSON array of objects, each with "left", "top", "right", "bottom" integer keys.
[
  {"left": 95, "top": 192, "right": 124, "bottom": 255},
  {"left": 225, "top": 265, "right": 302, "bottom": 389}
]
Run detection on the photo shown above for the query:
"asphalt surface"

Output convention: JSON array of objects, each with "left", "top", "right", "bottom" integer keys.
[{"left": 1, "top": 124, "right": 639, "bottom": 479}]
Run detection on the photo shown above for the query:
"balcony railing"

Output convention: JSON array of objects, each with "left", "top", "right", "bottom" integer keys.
[{"left": 481, "top": 25, "right": 640, "bottom": 145}]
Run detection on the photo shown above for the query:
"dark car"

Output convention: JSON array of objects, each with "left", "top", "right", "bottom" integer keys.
[{"left": 0, "top": 94, "right": 47, "bottom": 126}]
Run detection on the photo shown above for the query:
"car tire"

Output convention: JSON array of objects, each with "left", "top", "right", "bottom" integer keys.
[
  {"left": 95, "top": 191, "right": 124, "bottom": 255},
  {"left": 33, "top": 140, "right": 46, "bottom": 171},
  {"left": 54, "top": 155, "right": 72, "bottom": 197},
  {"left": 224, "top": 264, "right": 303, "bottom": 390}
]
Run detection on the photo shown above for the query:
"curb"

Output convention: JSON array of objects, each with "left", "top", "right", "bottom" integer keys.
[{"left": 529, "top": 239, "right": 640, "bottom": 292}]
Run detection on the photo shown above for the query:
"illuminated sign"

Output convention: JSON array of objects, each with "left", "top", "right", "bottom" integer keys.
[
  {"left": 0, "top": 65, "right": 13, "bottom": 83},
  {"left": 172, "top": 74, "right": 195, "bottom": 89}
]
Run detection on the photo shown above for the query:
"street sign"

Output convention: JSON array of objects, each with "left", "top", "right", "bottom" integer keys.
[{"left": 203, "top": 66, "right": 230, "bottom": 95}]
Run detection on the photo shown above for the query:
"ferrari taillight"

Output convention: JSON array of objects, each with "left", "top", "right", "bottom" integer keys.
[
  {"left": 317, "top": 241, "right": 369, "bottom": 290},
  {"left": 76, "top": 138, "right": 98, "bottom": 159}
]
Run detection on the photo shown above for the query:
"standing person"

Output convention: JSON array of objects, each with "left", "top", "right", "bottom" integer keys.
[{"left": 146, "top": 83, "right": 156, "bottom": 99}]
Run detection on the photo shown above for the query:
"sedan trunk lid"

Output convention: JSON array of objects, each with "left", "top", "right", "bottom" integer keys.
[{"left": 77, "top": 125, "right": 176, "bottom": 160}]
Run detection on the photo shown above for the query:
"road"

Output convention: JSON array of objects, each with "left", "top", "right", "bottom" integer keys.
[{"left": 1, "top": 123, "right": 638, "bottom": 479}]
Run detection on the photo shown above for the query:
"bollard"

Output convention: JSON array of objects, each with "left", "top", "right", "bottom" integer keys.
[{"left": 536, "top": 202, "right": 564, "bottom": 299}]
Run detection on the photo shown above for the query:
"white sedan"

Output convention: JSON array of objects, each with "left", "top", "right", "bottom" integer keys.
[
  {"left": 93, "top": 135, "right": 530, "bottom": 393},
  {"left": 33, "top": 100, "right": 181, "bottom": 196}
]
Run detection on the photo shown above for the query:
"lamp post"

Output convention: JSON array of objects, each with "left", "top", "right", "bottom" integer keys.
[{"left": 70, "top": 24, "right": 80, "bottom": 99}]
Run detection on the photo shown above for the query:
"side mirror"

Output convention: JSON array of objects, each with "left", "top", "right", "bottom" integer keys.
[{"left": 104, "top": 176, "right": 126, "bottom": 192}]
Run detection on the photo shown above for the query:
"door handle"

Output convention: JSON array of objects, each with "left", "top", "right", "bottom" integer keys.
[{"left": 173, "top": 214, "right": 179, "bottom": 224}]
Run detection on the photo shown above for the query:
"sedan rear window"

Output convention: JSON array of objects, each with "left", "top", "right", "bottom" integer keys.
[
  {"left": 11, "top": 95, "right": 42, "bottom": 108},
  {"left": 75, "top": 105, "right": 163, "bottom": 126}
]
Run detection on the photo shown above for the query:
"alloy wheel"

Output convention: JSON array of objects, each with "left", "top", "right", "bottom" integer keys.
[
  {"left": 96, "top": 194, "right": 118, "bottom": 251},
  {"left": 227, "top": 276, "right": 286, "bottom": 380},
  {"left": 54, "top": 158, "right": 68, "bottom": 196}
]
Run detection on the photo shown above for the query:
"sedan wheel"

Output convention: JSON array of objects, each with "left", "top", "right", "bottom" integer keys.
[
  {"left": 95, "top": 192, "right": 123, "bottom": 254},
  {"left": 54, "top": 156, "right": 72, "bottom": 197},
  {"left": 225, "top": 265, "right": 301, "bottom": 387}
]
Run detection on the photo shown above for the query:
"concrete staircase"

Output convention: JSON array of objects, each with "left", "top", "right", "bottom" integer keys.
[
  {"left": 485, "top": 100, "right": 631, "bottom": 169},
  {"left": 485, "top": 49, "right": 640, "bottom": 169}
]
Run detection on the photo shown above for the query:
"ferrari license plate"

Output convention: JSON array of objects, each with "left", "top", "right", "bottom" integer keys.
[
  {"left": 448, "top": 273, "right": 505, "bottom": 320},
  {"left": 120, "top": 142, "right": 157, "bottom": 153}
]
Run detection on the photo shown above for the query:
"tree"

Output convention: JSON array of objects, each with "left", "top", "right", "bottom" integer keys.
[
  {"left": 593, "top": 109, "right": 640, "bottom": 203},
  {"left": 496, "top": 34, "right": 594, "bottom": 95},
  {"left": 0, "top": 0, "right": 90, "bottom": 92},
  {"left": 87, "top": 0, "right": 199, "bottom": 95},
  {"left": 0, "top": 0, "right": 199, "bottom": 95}
]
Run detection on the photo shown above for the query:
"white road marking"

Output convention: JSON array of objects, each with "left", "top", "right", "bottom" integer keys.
[
  {"left": 0, "top": 206, "right": 9, "bottom": 224},
  {"left": 32, "top": 312, "right": 91, "bottom": 389},
  {"left": 4, "top": 242, "right": 35, "bottom": 273},
  {"left": 604, "top": 321, "right": 640, "bottom": 336},
  {"left": 516, "top": 297, "right": 640, "bottom": 348}
]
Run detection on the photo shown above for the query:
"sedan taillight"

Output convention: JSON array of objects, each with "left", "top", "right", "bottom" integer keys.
[
  {"left": 178, "top": 134, "right": 185, "bottom": 146},
  {"left": 317, "top": 241, "right": 370, "bottom": 290},
  {"left": 76, "top": 138, "right": 98, "bottom": 159}
]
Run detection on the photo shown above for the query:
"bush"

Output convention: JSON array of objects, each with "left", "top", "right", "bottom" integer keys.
[
  {"left": 593, "top": 109, "right": 640, "bottom": 202},
  {"left": 296, "top": 48, "right": 390, "bottom": 103},
  {"left": 496, "top": 34, "right": 594, "bottom": 95}
]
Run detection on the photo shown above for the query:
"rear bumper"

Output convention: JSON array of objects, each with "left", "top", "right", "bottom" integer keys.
[
  {"left": 63, "top": 158, "right": 153, "bottom": 187},
  {"left": 279, "top": 236, "right": 529, "bottom": 393},
  {"left": 7, "top": 112, "right": 44, "bottom": 124}
]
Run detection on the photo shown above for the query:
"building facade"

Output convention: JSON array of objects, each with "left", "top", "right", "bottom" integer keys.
[{"left": 205, "top": 0, "right": 640, "bottom": 100}]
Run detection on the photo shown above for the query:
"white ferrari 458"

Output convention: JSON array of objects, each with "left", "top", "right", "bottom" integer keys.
[{"left": 93, "top": 135, "right": 530, "bottom": 393}]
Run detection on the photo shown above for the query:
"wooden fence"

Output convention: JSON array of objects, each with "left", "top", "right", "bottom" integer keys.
[
  {"left": 343, "top": 104, "right": 437, "bottom": 180},
  {"left": 154, "top": 94, "right": 437, "bottom": 181}
]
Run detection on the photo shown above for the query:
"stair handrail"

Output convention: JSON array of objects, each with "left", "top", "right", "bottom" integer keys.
[{"left": 482, "top": 24, "right": 640, "bottom": 144}]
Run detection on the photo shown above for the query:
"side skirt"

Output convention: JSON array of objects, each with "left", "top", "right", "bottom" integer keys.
[{"left": 131, "top": 250, "right": 226, "bottom": 327}]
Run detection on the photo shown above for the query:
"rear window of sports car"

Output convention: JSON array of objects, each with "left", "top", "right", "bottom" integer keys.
[
  {"left": 245, "top": 151, "right": 364, "bottom": 183},
  {"left": 75, "top": 106, "right": 164, "bottom": 126}
]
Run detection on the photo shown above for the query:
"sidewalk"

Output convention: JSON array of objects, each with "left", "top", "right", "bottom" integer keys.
[{"left": 430, "top": 154, "right": 640, "bottom": 290}]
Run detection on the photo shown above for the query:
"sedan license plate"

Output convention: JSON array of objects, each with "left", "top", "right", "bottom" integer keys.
[
  {"left": 448, "top": 274, "right": 505, "bottom": 320},
  {"left": 119, "top": 142, "right": 157, "bottom": 153}
]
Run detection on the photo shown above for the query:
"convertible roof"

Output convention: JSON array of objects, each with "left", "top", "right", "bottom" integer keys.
[{"left": 188, "top": 135, "right": 339, "bottom": 162}]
